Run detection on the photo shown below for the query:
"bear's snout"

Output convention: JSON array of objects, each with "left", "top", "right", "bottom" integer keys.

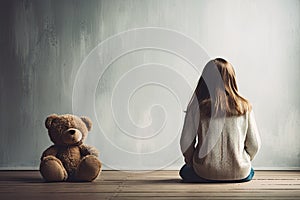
[
  {"left": 68, "top": 129, "right": 76, "bottom": 135},
  {"left": 62, "top": 128, "right": 83, "bottom": 144}
]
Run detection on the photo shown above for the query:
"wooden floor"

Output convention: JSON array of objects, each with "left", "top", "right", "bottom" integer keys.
[{"left": 0, "top": 170, "right": 300, "bottom": 199}]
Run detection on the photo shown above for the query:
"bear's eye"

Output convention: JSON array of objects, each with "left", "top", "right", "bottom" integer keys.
[
  {"left": 62, "top": 125, "right": 68, "bottom": 131},
  {"left": 56, "top": 124, "right": 67, "bottom": 132},
  {"left": 51, "top": 123, "right": 68, "bottom": 134}
]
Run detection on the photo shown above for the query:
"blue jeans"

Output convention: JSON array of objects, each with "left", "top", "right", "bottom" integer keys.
[{"left": 179, "top": 164, "right": 255, "bottom": 183}]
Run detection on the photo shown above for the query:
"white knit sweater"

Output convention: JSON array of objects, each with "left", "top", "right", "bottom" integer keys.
[{"left": 180, "top": 94, "right": 261, "bottom": 180}]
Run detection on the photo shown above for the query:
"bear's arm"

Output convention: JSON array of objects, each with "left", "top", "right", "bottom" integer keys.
[
  {"left": 41, "top": 145, "right": 58, "bottom": 160},
  {"left": 79, "top": 145, "right": 99, "bottom": 157}
]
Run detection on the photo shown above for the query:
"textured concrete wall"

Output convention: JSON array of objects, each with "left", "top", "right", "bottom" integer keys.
[{"left": 0, "top": 0, "right": 299, "bottom": 169}]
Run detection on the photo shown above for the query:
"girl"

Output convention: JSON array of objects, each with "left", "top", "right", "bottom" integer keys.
[{"left": 180, "top": 58, "right": 261, "bottom": 183}]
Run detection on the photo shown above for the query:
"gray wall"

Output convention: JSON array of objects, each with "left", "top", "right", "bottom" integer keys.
[{"left": 0, "top": 0, "right": 299, "bottom": 170}]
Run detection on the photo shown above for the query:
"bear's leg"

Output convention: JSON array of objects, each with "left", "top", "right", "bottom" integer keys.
[
  {"left": 75, "top": 155, "right": 102, "bottom": 182},
  {"left": 40, "top": 156, "right": 68, "bottom": 182}
]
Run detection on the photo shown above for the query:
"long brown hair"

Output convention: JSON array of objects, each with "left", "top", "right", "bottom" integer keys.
[{"left": 193, "top": 58, "right": 251, "bottom": 118}]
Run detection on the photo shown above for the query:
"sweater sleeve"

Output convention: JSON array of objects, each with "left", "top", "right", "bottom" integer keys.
[
  {"left": 180, "top": 94, "right": 199, "bottom": 165},
  {"left": 245, "top": 110, "right": 261, "bottom": 161}
]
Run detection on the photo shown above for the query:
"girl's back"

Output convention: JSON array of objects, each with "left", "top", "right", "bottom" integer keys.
[
  {"left": 180, "top": 58, "right": 261, "bottom": 182},
  {"left": 195, "top": 109, "right": 259, "bottom": 180}
]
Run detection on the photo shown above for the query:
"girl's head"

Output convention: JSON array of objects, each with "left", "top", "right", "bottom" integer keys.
[{"left": 194, "top": 58, "right": 251, "bottom": 117}]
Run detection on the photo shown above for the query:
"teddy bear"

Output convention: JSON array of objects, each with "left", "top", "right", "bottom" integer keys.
[{"left": 40, "top": 114, "right": 102, "bottom": 182}]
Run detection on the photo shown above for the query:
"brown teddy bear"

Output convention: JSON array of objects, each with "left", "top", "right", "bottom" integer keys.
[{"left": 40, "top": 114, "right": 102, "bottom": 182}]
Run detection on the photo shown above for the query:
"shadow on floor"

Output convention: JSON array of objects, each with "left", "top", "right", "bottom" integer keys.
[{"left": 125, "top": 179, "right": 182, "bottom": 184}]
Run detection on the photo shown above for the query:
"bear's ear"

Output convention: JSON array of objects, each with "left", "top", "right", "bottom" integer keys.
[
  {"left": 81, "top": 116, "right": 92, "bottom": 131},
  {"left": 45, "top": 114, "right": 58, "bottom": 129}
]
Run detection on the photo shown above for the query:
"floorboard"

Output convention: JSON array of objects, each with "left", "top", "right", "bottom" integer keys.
[{"left": 0, "top": 170, "right": 299, "bottom": 199}]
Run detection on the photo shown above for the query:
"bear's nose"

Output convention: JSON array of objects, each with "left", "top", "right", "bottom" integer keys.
[{"left": 68, "top": 130, "right": 76, "bottom": 135}]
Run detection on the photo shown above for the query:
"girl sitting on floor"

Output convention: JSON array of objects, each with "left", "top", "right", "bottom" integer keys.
[{"left": 180, "top": 58, "right": 261, "bottom": 183}]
